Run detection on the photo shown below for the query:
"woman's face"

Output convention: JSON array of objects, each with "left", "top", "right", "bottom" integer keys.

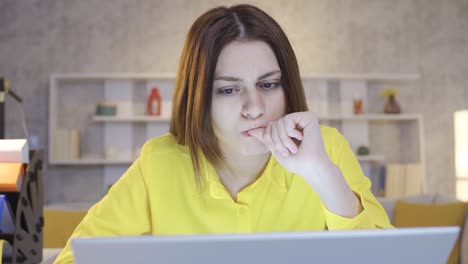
[{"left": 211, "top": 40, "right": 286, "bottom": 156}]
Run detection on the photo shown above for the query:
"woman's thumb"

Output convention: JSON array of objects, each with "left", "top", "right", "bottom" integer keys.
[{"left": 247, "top": 128, "right": 265, "bottom": 142}]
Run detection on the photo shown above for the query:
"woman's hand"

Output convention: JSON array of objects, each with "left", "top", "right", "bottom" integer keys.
[
  {"left": 248, "top": 111, "right": 361, "bottom": 218},
  {"left": 248, "top": 111, "right": 332, "bottom": 178}
]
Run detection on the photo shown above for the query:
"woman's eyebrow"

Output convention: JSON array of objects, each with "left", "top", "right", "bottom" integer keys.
[
  {"left": 257, "top": 70, "right": 281, "bottom": 80},
  {"left": 214, "top": 76, "right": 242, "bottom": 82},
  {"left": 214, "top": 70, "right": 281, "bottom": 82}
]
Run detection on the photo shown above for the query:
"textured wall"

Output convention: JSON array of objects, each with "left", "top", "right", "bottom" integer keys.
[{"left": 1, "top": 0, "right": 467, "bottom": 203}]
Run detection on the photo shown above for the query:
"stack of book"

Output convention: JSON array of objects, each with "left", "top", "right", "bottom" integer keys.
[
  {"left": 366, "top": 164, "right": 386, "bottom": 198},
  {"left": 53, "top": 128, "right": 80, "bottom": 160},
  {"left": 384, "top": 162, "right": 423, "bottom": 198},
  {"left": 0, "top": 139, "right": 29, "bottom": 251}
]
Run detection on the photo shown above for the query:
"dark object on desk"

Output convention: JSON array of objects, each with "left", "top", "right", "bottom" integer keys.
[
  {"left": 0, "top": 78, "right": 23, "bottom": 139},
  {"left": 0, "top": 150, "right": 44, "bottom": 264},
  {"left": 0, "top": 78, "right": 43, "bottom": 263}
]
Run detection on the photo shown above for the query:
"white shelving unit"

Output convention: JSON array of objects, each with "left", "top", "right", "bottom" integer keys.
[
  {"left": 49, "top": 73, "right": 425, "bottom": 193},
  {"left": 49, "top": 73, "right": 176, "bottom": 188},
  {"left": 302, "top": 74, "right": 424, "bottom": 194},
  {"left": 317, "top": 114, "right": 422, "bottom": 121},
  {"left": 92, "top": 115, "right": 171, "bottom": 123},
  {"left": 300, "top": 73, "right": 420, "bottom": 81}
]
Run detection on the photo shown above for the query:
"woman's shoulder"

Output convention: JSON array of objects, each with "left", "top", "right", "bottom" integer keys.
[
  {"left": 137, "top": 133, "right": 194, "bottom": 185},
  {"left": 140, "top": 133, "right": 190, "bottom": 161}
]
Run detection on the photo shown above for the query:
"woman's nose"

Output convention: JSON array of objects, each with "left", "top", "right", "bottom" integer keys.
[{"left": 241, "top": 89, "right": 265, "bottom": 119}]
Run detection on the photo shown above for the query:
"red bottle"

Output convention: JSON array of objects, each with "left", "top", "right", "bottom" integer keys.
[{"left": 147, "top": 87, "right": 162, "bottom": 116}]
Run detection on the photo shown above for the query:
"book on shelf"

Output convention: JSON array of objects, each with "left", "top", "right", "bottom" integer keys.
[
  {"left": 0, "top": 194, "right": 15, "bottom": 233},
  {"left": 0, "top": 139, "right": 29, "bottom": 164},
  {"left": 378, "top": 165, "right": 386, "bottom": 197},
  {"left": 69, "top": 129, "right": 80, "bottom": 159},
  {"left": 54, "top": 128, "right": 80, "bottom": 160},
  {"left": 384, "top": 163, "right": 423, "bottom": 198},
  {"left": 0, "top": 162, "right": 24, "bottom": 192},
  {"left": 367, "top": 164, "right": 386, "bottom": 197}
]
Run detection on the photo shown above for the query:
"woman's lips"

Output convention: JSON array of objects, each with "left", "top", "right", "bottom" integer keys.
[
  {"left": 242, "top": 131, "right": 251, "bottom": 136},
  {"left": 243, "top": 127, "right": 264, "bottom": 136}
]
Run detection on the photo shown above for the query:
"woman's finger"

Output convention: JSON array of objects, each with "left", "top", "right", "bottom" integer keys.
[
  {"left": 278, "top": 118, "right": 298, "bottom": 154},
  {"left": 262, "top": 122, "right": 274, "bottom": 151},
  {"left": 247, "top": 128, "right": 264, "bottom": 142},
  {"left": 271, "top": 121, "right": 290, "bottom": 157},
  {"left": 284, "top": 115, "right": 303, "bottom": 140}
]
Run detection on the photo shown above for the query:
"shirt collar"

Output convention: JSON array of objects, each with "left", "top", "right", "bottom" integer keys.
[{"left": 202, "top": 154, "right": 287, "bottom": 200}]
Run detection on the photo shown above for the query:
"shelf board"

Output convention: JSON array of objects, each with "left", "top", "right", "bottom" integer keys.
[
  {"left": 93, "top": 115, "right": 171, "bottom": 123},
  {"left": 51, "top": 159, "right": 134, "bottom": 165},
  {"left": 301, "top": 73, "right": 420, "bottom": 81},
  {"left": 357, "top": 155, "right": 384, "bottom": 162},
  {"left": 51, "top": 73, "right": 176, "bottom": 80},
  {"left": 318, "top": 114, "right": 421, "bottom": 121}
]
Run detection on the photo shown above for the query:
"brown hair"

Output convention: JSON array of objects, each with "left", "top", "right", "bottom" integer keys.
[{"left": 170, "top": 4, "right": 308, "bottom": 188}]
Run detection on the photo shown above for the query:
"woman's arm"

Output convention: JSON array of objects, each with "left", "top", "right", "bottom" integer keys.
[
  {"left": 248, "top": 112, "right": 392, "bottom": 229},
  {"left": 53, "top": 158, "right": 152, "bottom": 264},
  {"left": 320, "top": 127, "right": 393, "bottom": 229}
]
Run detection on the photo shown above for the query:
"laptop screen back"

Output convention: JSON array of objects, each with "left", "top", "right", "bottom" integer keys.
[{"left": 71, "top": 226, "right": 459, "bottom": 264}]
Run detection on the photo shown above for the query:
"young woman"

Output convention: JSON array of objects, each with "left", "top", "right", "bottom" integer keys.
[{"left": 54, "top": 4, "right": 391, "bottom": 263}]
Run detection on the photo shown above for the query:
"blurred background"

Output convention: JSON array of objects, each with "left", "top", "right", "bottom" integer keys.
[{"left": 1, "top": 0, "right": 467, "bottom": 204}]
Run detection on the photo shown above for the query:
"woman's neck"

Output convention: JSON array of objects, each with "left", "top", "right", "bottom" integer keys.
[{"left": 215, "top": 151, "right": 270, "bottom": 200}]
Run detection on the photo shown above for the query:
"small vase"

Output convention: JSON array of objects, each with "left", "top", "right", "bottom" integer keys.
[
  {"left": 353, "top": 98, "right": 363, "bottom": 114},
  {"left": 384, "top": 95, "right": 401, "bottom": 114}
]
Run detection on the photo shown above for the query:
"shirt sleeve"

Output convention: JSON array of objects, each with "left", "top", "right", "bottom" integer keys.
[
  {"left": 323, "top": 128, "right": 393, "bottom": 230},
  {"left": 53, "top": 158, "right": 152, "bottom": 264}
]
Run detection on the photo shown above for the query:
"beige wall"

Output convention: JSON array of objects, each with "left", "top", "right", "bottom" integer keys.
[{"left": 1, "top": 0, "right": 467, "bottom": 203}]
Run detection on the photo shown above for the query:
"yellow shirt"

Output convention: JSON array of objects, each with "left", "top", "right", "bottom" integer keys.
[{"left": 54, "top": 126, "right": 392, "bottom": 263}]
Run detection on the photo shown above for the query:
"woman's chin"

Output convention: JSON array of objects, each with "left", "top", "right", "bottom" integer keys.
[{"left": 240, "top": 143, "right": 269, "bottom": 156}]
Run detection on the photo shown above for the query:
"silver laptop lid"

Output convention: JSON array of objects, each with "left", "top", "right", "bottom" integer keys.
[{"left": 72, "top": 226, "right": 459, "bottom": 264}]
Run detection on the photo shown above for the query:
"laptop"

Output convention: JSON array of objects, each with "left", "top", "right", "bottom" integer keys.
[{"left": 71, "top": 226, "right": 459, "bottom": 264}]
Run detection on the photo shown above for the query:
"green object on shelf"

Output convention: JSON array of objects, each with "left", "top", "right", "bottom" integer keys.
[
  {"left": 96, "top": 102, "right": 117, "bottom": 116},
  {"left": 357, "top": 146, "right": 370, "bottom": 155}
]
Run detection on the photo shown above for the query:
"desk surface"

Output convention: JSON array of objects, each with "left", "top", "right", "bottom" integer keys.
[{"left": 41, "top": 248, "right": 61, "bottom": 264}]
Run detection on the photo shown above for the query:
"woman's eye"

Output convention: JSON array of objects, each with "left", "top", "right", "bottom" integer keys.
[
  {"left": 217, "top": 87, "right": 239, "bottom": 96},
  {"left": 224, "top": 89, "right": 234, "bottom": 95},
  {"left": 260, "top": 82, "right": 280, "bottom": 90}
]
